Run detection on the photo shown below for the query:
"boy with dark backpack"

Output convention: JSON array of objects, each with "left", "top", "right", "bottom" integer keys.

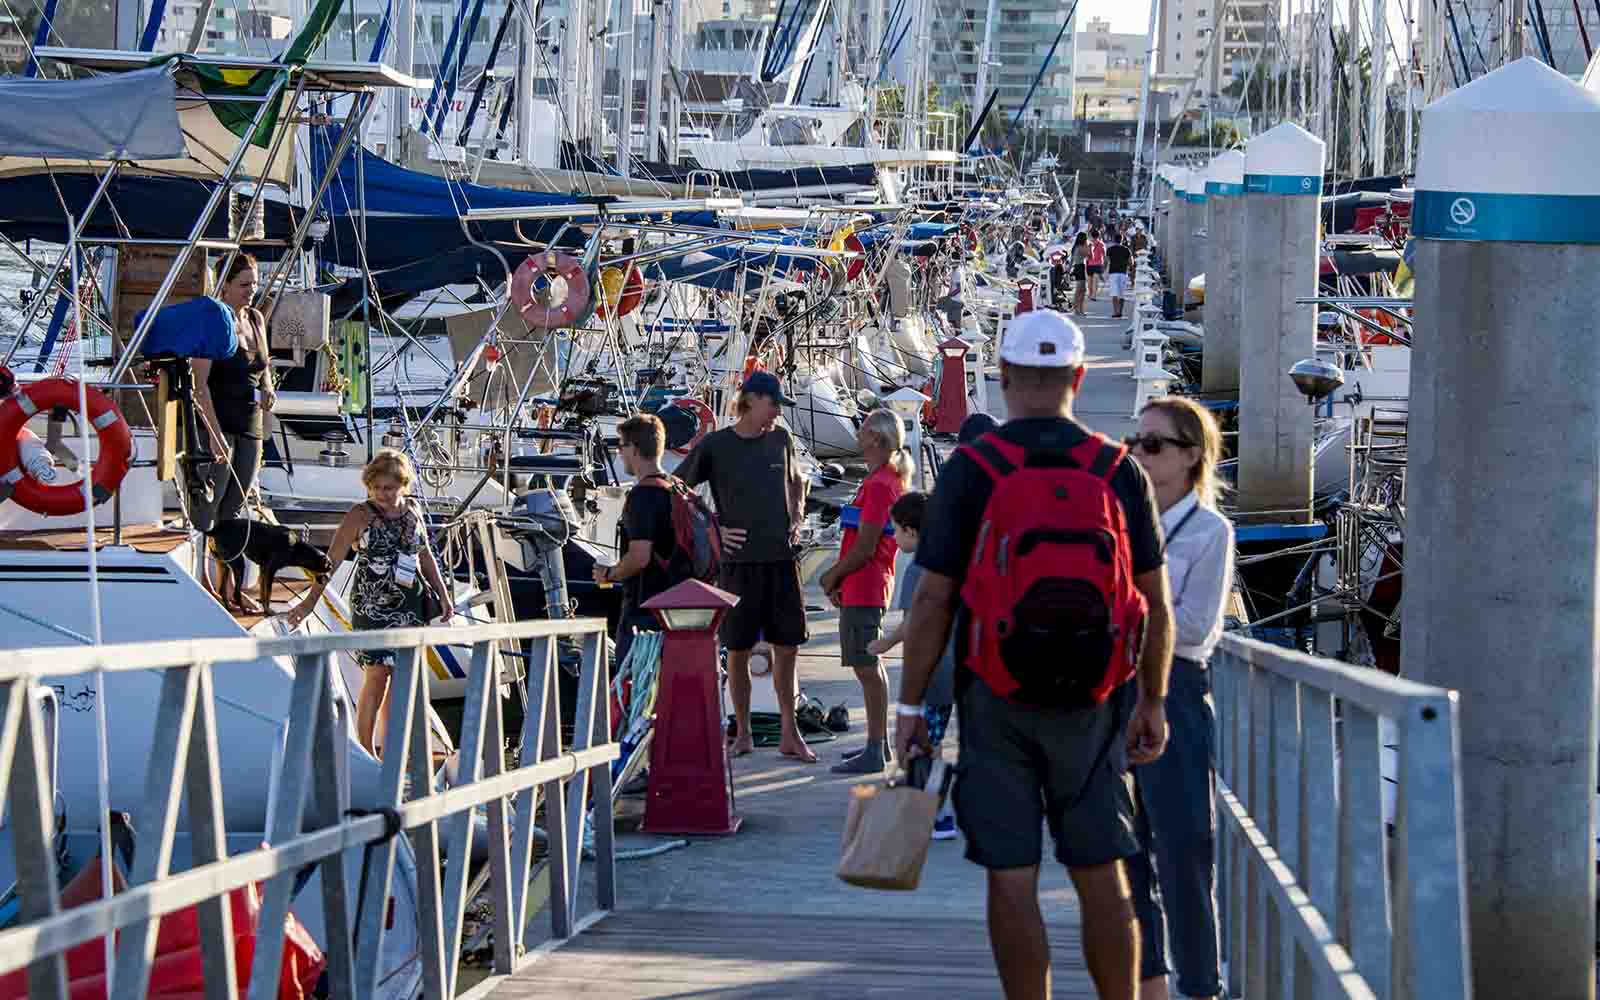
[
  {"left": 595, "top": 414, "right": 721, "bottom": 666},
  {"left": 893, "top": 310, "right": 1175, "bottom": 1000}
]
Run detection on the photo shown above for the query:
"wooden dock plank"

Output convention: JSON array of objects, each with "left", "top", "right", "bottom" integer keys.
[{"left": 493, "top": 910, "right": 1097, "bottom": 998}]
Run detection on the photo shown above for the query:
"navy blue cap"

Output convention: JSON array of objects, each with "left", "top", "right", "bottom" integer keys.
[{"left": 739, "top": 370, "right": 797, "bottom": 406}]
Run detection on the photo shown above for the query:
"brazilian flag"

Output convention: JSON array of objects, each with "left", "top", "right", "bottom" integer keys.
[{"left": 152, "top": 0, "right": 343, "bottom": 147}]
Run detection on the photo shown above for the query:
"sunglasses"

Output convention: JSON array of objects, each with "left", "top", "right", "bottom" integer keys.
[{"left": 1124, "top": 433, "right": 1196, "bottom": 455}]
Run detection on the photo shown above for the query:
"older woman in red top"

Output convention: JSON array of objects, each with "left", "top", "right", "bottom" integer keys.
[{"left": 819, "top": 408, "right": 912, "bottom": 774}]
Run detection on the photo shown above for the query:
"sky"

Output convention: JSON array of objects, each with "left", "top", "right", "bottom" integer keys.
[{"left": 1076, "top": 0, "right": 1155, "bottom": 35}]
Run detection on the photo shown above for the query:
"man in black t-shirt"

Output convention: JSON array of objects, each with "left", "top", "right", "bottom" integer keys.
[
  {"left": 1106, "top": 232, "right": 1134, "bottom": 319},
  {"left": 676, "top": 371, "right": 815, "bottom": 762},
  {"left": 594, "top": 414, "right": 683, "bottom": 667},
  {"left": 895, "top": 310, "right": 1175, "bottom": 1000}
]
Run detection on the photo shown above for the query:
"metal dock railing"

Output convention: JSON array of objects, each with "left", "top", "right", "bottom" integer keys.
[{"left": 0, "top": 618, "right": 616, "bottom": 999}]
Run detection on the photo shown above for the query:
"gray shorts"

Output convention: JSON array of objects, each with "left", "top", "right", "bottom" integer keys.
[
  {"left": 840, "top": 605, "right": 885, "bottom": 669},
  {"left": 954, "top": 680, "right": 1139, "bottom": 870}
]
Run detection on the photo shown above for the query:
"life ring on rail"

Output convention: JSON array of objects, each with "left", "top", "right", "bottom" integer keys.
[
  {"left": 595, "top": 264, "right": 644, "bottom": 319},
  {"left": 0, "top": 378, "right": 132, "bottom": 516},
  {"left": 668, "top": 396, "right": 716, "bottom": 456},
  {"left": 511, "top": 252, "right": 592, "bottom": 330}
]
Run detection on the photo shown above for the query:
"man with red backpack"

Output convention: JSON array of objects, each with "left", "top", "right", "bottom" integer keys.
[
  {"left": 594, "top": 414, "right": 720, "bottom": 667},
  {"left": 895, "top": 310, "right": 1175, "bottom": 1000}
]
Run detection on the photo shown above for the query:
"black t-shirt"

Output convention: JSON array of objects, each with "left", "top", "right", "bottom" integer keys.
[
  {"left": 914, "top": 418, "right": 1165, "bottom": 679},
  {"left": 1107, "top": 244, "right": 1132, "bottom": 275},
  {"left": 675, "top": 426, "right": 799, "bottom": 563},
  {"left": 619, "top": 478, "right": 679, "bottom": 617}
]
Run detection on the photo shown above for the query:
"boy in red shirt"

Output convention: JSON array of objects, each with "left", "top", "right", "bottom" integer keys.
[{"left": 819, "top": 409, "right": 912, "bottom": 774}]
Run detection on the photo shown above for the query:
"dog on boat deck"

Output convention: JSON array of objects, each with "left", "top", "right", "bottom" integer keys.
[{"left": 204, "top": 519, "right": 333, "bottom": 614}]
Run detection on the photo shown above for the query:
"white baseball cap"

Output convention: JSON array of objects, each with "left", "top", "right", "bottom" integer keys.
[{"left": 1000, "top": 309, "right": 1086, "bottom": 368}]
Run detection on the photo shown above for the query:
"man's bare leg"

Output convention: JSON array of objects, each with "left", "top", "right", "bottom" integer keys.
[
  {"left": 771, "top": 644, "right": 816, "bottom": 762},
  {"left": 1071, "top": 860, "right": 1140, "bottom": 1000},
  {"left": 987, "top": 866, "right": 1050, "bottom": 1000},
  {"left": 726, "top": 647, "right": 755, "bottom": 755}
]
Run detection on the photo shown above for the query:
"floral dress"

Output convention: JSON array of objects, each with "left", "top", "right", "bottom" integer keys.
[{"left": 350, "top": 500, "right": 428, "bottom": 666}]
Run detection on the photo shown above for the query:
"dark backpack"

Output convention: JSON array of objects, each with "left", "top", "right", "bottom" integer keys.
[
  {"left": 959, "top": 431, "right": 1148, "bottom": 708},
  {"left": 640, "top": 474, "right": 722, "bottom": 584}
]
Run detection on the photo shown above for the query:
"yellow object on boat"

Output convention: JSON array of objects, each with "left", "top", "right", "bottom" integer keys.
[{"left": 1188, "top": 272, "right": 1206, "bottom": 305}]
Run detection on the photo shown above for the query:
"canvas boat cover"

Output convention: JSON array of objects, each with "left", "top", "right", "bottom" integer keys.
[{"left": 0, "top": 66, "right": 186, "bottom": 161}]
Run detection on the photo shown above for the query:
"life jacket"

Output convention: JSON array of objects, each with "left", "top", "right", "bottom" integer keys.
[
  {"left": 640, "top": 474, "right": 722, "bottom": 583},
  {"left": 959, "top": 432, "right": 1147, "bottom": 707}
]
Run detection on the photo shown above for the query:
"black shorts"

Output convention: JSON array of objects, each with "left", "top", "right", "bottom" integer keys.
[
  {"left": 954, "top": 680, "right": 1138, "bottom": 870},
  {"left": 1072, "top": 262, "right": 1087, "bottom": 280},
  {"left": 718, "top": 560, "right": 809, "bottom": 650},
  {"left": 1087, "top": 264, "right": 1106, "bottom": 275}
]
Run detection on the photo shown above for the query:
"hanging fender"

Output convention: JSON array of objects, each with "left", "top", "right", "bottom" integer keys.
[
  {"left": 595, "top": 263, "right": 645, "bottom": 319},
  {"left": 0, "top": 378, "right": 132, "bottom": 516}
]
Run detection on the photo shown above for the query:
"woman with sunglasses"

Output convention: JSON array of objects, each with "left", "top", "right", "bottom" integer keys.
[{"left": 1123, "top": 396, "right": 1234, "bottom": 1000}]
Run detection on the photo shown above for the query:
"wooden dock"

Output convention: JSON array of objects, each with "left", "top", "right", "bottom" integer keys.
[
  {"left": 494, "top": 910, "right": 1097, "bottom": 998},
  {"left": 480, "top": 312, "right": 1138, "bottom": 999}
]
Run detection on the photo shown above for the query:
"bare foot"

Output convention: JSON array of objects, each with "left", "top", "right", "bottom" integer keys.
[
  {"left": 234, "top": 594, "right": 263, "bottom": 615},
  {"left": 779, "top": 739, "right": 818, "bottom": 763},
  {"left": 728, "top": 737, "right": 754, "bottom": 757}
]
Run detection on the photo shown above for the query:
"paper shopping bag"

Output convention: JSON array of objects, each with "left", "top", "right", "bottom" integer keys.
[{"left": 836, "top": 778, "right": 940, "bottom": 891}]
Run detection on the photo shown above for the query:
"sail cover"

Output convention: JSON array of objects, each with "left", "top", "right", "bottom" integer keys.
[{"left": 0, "top": 66, "right": 186, "bottom": 161}]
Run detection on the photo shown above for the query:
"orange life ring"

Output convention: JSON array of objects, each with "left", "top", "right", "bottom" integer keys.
[
  {"left": 511, "top": 252, "right": 593, "bottom": 330},
  {"left": 669, "top": 396, "right": 715, "bottom": 456},
  {"left": 0, "top": 378, "right": 132, "bottom": 516},
  {"left": 595, "top": 264, "right": 645, "bottom": 319}
]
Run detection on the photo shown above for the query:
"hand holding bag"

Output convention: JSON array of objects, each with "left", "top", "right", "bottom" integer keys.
[{"left": 836, "top": 760, "right": 954, "bottom": 891}]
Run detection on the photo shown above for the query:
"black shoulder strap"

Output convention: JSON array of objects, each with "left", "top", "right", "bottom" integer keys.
[
  {"left": 1166, "top": 503, "right": 1202, "bottom": 547},
  {"left": 1087, "top": 438, "right": 1126, "bottom": 480}
]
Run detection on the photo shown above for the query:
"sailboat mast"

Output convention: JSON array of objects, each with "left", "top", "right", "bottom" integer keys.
[
  {"left": 867, "top": 0, "right": 886, "bottom": 82},
  {"left": 975, "top": 0, "right": 999, "bottom": 119},
  {"left": 619, "top": 0, "right": 637, "bottom": 173},
  {"left": 646, "top": 0, "right": 666, "bottom": 159},
  {"left": 1130, "top": 0, "right": 1161, "bottom": 202},
  {"left": 666, "top": 0, "right": 681, "bottom": 162},
  {"left": 563, "top": 0, "right": 588, "bottom": 141},
  {"left": 592, "top": 0, "right": 608, "bottom": 154},
  {"left": 1368, "top": 0, "right": 1386, "bottom": 173},
  {"left": 1347, "top": 0, "right": 1361, "bottom": 175},
  {"left": 517, "top": 11, "right": 536, "bottom": 163},
  {"left": 391, "top": 0, "right": 416, "bottom": 159}
]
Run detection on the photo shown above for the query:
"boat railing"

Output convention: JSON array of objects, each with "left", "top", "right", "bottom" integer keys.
[
  {"left": 0, "top": 616, "right": 617, "bottom": 999},
  {"left": 1211, "top": 634, "right": 1469, "bottom": 999}
]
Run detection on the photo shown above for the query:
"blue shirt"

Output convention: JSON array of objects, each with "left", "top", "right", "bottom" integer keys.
[{"left": 897, "top": 559, "right": 957, "bottom": 707}]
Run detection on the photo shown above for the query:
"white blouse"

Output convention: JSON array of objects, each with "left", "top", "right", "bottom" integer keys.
[{"left": 1161, "top": 489, "right": 1235, "bottom": 663}]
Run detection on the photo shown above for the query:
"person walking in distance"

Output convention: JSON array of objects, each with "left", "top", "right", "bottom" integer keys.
[
  {"left": 676, "top": 371, "right": 815, "bottom": 761},
  {"left": 1086, "top": 228, "right": 1108, "bottom": 302},
  {"left": 1070, "top": 232, "right": 1090, "bottom": 316},
  {"left": 1124, "top": 397, "right": 1234, "bottom": 1000},
  {"left": 1106, "top": 232, "right": 1133, "bottom": 320},
  {"left": 895, "top": 309, "right": 1175, "bottom": 1000},
  {"left": 818, "top": 409, "right": 912, "bottom": 774}
]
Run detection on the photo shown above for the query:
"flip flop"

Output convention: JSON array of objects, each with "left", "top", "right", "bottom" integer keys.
[
  {"left": 727, "top": 742, "right": 754, "bottom": 758},
  {"left": 779, "top": 747, "right": 819, "bottom": 763}
]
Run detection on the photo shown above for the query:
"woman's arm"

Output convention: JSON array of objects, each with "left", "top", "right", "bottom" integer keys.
[
  {"left": 286, "top": 505, "right": 370, "bottom": 624},
  {"left": 253, "top": 310, "right": 276, "bottom": 412},
  {"left": 189, "top": 358, "right": 229, "bottom": 454},
  {"left": 419, "top": 543, "right": 454, "bottom": 621}
]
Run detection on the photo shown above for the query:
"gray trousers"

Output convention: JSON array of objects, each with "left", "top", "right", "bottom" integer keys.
[{"left": 201, "top": 432, "right": 262, "bottom": 529}]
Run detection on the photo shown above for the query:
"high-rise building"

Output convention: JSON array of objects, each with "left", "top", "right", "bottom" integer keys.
[
  {"left": 1074, "top": 17, "right": 1160, "bottom": 122},
  {"left": 1157, "top": 0, "right": 1280, "bottom": 97},
  {"left": 921, "top": 0, "right": 1076, "bottom": 129}
]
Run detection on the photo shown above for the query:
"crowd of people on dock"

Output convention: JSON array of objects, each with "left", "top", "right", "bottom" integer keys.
[{"left": 596, "top": 304, "right": 1235, "bottom": 1000}]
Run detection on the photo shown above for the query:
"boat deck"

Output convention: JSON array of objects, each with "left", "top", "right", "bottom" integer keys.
[
  {"left": 0, "top": 522, "right": 307, "bottom": 629},
  {"left": 484, "top": 312, "right": 1141, "bottom": 999},
  {"left": 0, "top": 523, "right": 190, "bottom": 554}
]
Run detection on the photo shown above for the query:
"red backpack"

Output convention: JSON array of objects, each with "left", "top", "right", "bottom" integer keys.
[
  {"left": 640, "top": 474, "right": 722, "bottom": 583},
  {"left": 959, "top": 432, "right": 1148, "bottom": 707}
]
